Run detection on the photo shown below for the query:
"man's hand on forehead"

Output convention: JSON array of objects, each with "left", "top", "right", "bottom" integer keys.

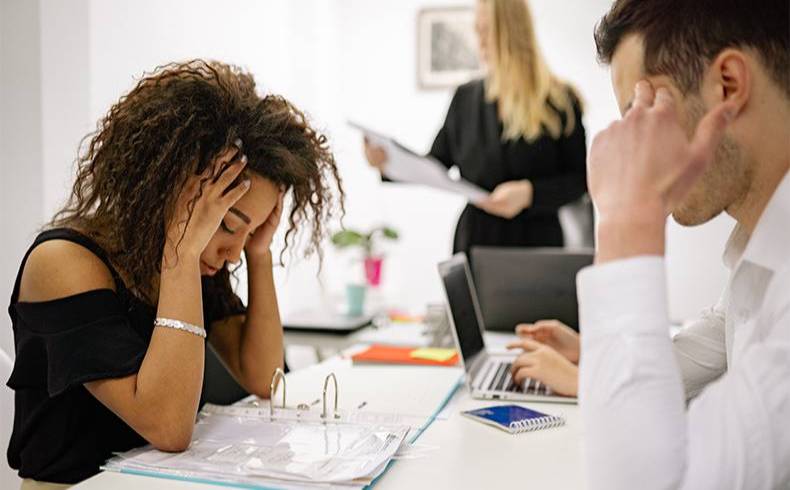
[{"left": 587, "top": 79, "right": 737, "bottom": 263}]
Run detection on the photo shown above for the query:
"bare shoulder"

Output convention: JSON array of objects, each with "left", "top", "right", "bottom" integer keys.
[{"left": 18, "top": 239, "right": 117, "bottom": 302}]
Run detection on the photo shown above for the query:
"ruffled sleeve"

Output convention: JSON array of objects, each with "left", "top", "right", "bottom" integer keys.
[{"left": 8, "top": 289, "right": 147, "bottom": 397}]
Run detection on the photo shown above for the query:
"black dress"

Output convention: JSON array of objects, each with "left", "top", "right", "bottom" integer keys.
[
  {"left": 5, "top": 228, "right": 246, "bottom": 484},
  {"left": 427, "top": 79, "right": 587, "bottom": 255}
]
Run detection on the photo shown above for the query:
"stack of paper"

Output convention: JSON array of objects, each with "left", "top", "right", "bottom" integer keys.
[{"left": 103, "top": 405, "right": 410, "bottom": 489}]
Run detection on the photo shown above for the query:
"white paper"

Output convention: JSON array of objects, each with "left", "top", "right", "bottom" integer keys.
[{"left": 349, "top": 121, "right": 489, "bottom": 203}]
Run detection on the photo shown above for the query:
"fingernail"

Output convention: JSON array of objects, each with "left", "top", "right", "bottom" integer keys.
[
  {"left": 234, "top": 138, "right": 243, "bottom": 149},
  {"left": 242, "top": 179, "right": 251, "bottom": 188},
  {"left": 240, "top": 154, "right": 248, "bottom": 164}
]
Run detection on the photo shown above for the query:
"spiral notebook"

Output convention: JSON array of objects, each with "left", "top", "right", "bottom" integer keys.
[{"left": 462, "top": 404, "right": 565, "bottom": 434}]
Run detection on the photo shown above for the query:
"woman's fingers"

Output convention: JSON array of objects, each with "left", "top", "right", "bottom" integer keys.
[
  {"left": 506, "top": 338, "right": 542, "bottom": 352},
  {"left": 220, "top": 178, "right": 250, "bottom": 208},
  {"left": 216, "top": 144, "right": 241, "bottom": 166},
  {"left": 205, "top": 144, "right": 242, "bottom": 179},
  {"left": 266, "top": 192, "right": 284, "bottom": 229},
  {"left": 512, "top": 366, "right": 536, "bottom": 385},
  {"left": 212, "top": 155, "right": 248, "bottom": 196},
  {"left": 510, "top": 352, "right": 536, "bottom": 376},
  {"left": 516, "top": 323, "right": 543, "bottom": 335},
  {"left": 516, "top": 322, "right": 555, "bottom": 342}
]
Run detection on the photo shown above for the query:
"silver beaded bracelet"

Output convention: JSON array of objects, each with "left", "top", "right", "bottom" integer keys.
[{"left": 154, "top": 317, "right": 207, "bottom": 339}]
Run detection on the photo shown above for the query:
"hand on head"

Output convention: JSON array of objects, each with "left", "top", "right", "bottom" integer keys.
[
  {"left": 246, "top": 188, "right": 286, "bottom": 258},
  {"left": 589, "top": 80, "right": 737, "bottom": 262},
  {"left": 165, "top": 142, "right": 250, "bottom": 263}
]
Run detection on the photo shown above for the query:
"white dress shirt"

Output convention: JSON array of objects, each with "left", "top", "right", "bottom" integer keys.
[{"left": 577, "top": 171, "right": 790, "bottom": 490}]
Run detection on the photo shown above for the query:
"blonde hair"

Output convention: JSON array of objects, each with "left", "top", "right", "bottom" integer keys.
[{"left": 483, "top": 0, "right": 581, "bottom": 141}]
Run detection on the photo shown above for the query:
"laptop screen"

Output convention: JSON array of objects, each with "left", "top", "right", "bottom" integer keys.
[{"left": 439, "top": 255, "right": 485, "bottom": 364}]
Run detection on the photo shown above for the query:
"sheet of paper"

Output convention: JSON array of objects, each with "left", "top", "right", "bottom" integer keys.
[{"left": 349, "top": 121, "right": 490, "bottom": 203}]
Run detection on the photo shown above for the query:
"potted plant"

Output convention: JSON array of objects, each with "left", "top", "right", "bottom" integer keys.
[{"left": 331, "top": 226, "right": 399, "bottom": 287}]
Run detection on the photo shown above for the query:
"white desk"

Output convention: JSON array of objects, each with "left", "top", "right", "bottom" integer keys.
[{"left": 74, "top": 350, "right": 585, "bottom": 490}]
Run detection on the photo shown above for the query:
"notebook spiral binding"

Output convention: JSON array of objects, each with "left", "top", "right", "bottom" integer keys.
[{"left": 508, "top": 415, "right": 565, "bottom": 433}]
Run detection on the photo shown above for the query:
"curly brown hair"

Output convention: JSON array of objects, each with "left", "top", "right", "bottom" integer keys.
[{"left": 50, "top": 60, "right": 345, "bottom": 303}]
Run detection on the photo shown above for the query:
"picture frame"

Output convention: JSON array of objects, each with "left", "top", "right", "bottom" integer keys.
[{"left": 417, "top": 7, "right": 484, "bottom": 89}]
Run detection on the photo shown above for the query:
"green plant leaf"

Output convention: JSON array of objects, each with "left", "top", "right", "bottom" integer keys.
[
  {"left": 382, "top": 227, "right": 399, "bottom": 240},
  {"left": 331, "top": 230, "right": 365, "bottom": 248}
]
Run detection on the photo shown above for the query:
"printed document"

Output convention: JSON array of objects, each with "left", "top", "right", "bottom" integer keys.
[{"left": 349, "top": 121, "right": 489, "bottom": 203}]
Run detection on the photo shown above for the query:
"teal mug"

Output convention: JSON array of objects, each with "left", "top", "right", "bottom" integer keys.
[{"left": 346, "top": 284, "right": 366, "bottom": 316}]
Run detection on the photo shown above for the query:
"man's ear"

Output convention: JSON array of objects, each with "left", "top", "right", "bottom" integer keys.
[{"left": 704, "top": 49, "right": 751, "bottom": 117}]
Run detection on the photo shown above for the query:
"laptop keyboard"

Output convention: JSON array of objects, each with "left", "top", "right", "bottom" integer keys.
[{"left": 482, "top": 361, "right": 551, "bottom": 396}]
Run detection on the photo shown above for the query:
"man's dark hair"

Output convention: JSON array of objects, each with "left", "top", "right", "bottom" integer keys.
[{"left": 594, "top": 0, "right": 789, "bottom": 98}]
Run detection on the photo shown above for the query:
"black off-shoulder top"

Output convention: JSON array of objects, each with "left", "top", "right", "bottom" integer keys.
[{"left": 5, "top": 228, "right": 245, "bottom": 483}]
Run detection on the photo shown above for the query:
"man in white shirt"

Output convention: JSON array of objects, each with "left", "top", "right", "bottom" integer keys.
[
  {"left": 574, "top": 1, "right": 790, "bottom": 489},
  {"left": 507, "top": 0, "right": 787, "bottom": 487}
]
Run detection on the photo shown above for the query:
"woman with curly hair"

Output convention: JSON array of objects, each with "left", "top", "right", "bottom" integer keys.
[{"left": 6, "top": 60, "right": 344, "bottom": 488}]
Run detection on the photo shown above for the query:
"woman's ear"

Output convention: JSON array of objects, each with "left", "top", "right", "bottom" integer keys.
[{"left": 704, "top": 48, "right": 751, "bottom": 118}]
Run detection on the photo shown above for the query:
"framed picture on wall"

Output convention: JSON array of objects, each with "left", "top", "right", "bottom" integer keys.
[{"left": 417, "top": 7, "right": 484, "bottom": 89}]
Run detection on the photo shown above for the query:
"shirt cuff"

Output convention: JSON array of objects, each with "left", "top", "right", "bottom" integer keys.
[{"left": 577, "top": 256, "right": 669, "bottom": 338}]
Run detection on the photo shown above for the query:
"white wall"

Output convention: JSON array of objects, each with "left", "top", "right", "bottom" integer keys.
[
  {"left": 0, "top": 5, "right": 41, "bottom": 490},
  {"left": 1, "top": 0, "right": 45, "bottom": 360},
  {"left": 40, "top": 0, "right": 91, "bottom": 219}
]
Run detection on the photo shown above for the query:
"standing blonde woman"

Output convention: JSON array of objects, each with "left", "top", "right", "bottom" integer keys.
[{"left": 365, "top": 0, "right": 586, "bottom": 255}]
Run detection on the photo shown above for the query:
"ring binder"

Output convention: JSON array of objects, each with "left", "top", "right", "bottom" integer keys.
[
  {"left": 103, "top": 364, "right": 463, "bottom": 489},
  {"left": 266, "top": 369, "right": 343, "bottom": 422},
  {"left": 104, "top": 367, "right": 411, "bottom": 488},
  {"left": 321, "top": 372, "right": 341, "bottom": 420},
  {"left": 269, "top": 368, "right": 286, "bottom": 419}
]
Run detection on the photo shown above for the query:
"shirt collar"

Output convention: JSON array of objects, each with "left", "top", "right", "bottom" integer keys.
[{"left": 732, "top": 170, "right": 790, "bottom": 272}]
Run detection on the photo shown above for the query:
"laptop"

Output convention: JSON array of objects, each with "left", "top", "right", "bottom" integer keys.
[
  {"left": 438, "top": 253, "right": 576, "bottom": 404},
  {"left": 470, "top": 247, "right": 593, "bottom": 332}
]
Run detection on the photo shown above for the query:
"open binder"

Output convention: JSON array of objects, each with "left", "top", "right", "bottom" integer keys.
[{"left": 103, "top": 368, "right": 450, "bottom": 489}]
